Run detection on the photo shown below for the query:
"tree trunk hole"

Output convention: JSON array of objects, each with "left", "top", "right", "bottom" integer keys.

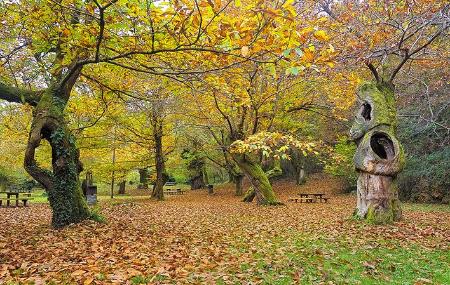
[
  {"left": 370, "top": 132, "right": 395, "bottom": 160},
  {"left": 361, "top": 102, "right": 372, "bottom": 121}
]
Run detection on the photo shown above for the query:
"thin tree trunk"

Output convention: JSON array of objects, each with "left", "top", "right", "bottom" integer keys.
[
  {"left": 138, "top": 168, "right": 149, "bottom": 189},
  {"left": 296, "top": 167, "right": 305, "bottom": 185},
  {"left": 235, "top": 174, "right": 244, "bottom": 196},
  {"left": 152, "top": 122, "right": 165, "bottom": 200}
]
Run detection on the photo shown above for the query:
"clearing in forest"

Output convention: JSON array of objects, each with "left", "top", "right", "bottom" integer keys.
[{"left": 1, "top": 175, "right": 449, "bottom": 284}]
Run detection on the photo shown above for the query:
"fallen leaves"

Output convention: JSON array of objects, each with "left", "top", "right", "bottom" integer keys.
[{"left": 0, "top": 174, "right": 449, "bottom": 284}]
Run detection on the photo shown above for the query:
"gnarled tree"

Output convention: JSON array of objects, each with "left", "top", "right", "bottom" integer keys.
[{"left": 319, "top": 0, "right": 449, "bottom": 223}]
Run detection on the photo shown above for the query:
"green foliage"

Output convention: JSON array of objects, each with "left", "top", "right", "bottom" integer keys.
[
  {"left": 397, "top": 117, "right": 450, "bottom": 203},
  {"left": 324, "top": 137, "right": 357, "bottom": 191},
  {"left": 398, "top": 146, "right": 450, "bottom": 203},
  {"left": 89, "top": 206, "right": 107, "bottom": 224}
]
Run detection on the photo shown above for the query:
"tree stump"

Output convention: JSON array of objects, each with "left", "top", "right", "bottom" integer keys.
[{"left": 350, "top": 82, "right": 404, "bottom": 224}]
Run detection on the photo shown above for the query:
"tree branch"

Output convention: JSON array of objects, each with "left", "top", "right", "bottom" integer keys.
[{"left": 0, "top": 82, "right": 43, "bottom": 106}]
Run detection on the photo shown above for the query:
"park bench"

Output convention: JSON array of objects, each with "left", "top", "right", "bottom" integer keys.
[{"left": 164, "top": 181, "right": 176, "bottom": 186}]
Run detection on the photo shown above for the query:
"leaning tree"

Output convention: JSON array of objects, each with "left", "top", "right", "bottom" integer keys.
[
  {"left": 0, "top": 0, "right": 295, "bottom": 227},
  {"left": 319, "top": 0, "right": 449, "bottom": 223}
]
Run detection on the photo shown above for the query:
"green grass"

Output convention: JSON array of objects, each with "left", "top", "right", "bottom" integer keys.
[
  {"left": 403, "top": 202, "right": 450, "bottom": 213},
  {"left": 225, "top": 234, "right": 450, "bottom": 285}
]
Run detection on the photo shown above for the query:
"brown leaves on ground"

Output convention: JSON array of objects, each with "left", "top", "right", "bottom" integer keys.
[{"left": 0, "top": 174, "right": 449, "bottom": 284}]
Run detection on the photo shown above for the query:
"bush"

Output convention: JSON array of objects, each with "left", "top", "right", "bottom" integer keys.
[
  {"left": 324, "top": 137, "right": 357, "bottom": 192},
  {"left": 397, "top": 110, "right": 449, "bottom": 203},
  {"left": 398, "top": 146, "right": 450, "bottom": 203}
]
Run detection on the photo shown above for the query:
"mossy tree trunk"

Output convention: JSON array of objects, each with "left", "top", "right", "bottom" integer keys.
[
  {"left": 350, "top": 81, "right": 404, "bottom": 224},
  {"left": 232, "top": 153, "right": 281, "bottom": 205},
  {"left": 1, "top": 69, "right": 90, "bottom": 228}
]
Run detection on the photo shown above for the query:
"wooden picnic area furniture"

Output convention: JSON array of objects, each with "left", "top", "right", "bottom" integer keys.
[
  {"left": 0, "top": 191, "right": 33, "bottom": 207},
  {"left": 288, "top": 197, "right": 314, "bottom": 203},
  {"left": 163, "top": 188, "right": 186, "bottom": 195},
  {"left": 288, "top": 193, "right": 329, "bottom": 203}
]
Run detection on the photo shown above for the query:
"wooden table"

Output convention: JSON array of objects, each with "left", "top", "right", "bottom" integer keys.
[
  {"left": 0, "top": 191, "right": 33, "bottom": 207},
  {"left": 298, "top": 193, "right": 328, "bottom": 203},
  {"left": 0, "top": 191, "right": 19, "bottom": 207}
]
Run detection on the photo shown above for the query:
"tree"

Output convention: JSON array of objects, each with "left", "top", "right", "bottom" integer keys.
[
  {"left": 319, "top": 0, "right": 449, "bottom": 223},
  {"left": 1, "top": 0, "right": 305, "bottom": 226}
]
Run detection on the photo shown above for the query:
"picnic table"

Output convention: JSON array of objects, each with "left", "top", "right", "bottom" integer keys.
[
  {"left": 0, "top": 191, "right": 33, "bottom": 207},
  {"left": 163, "top": 188, "right": 186, "bottom": 195},
  {"left": 288, "top": 193, "right": 329, "bottom": 203}
]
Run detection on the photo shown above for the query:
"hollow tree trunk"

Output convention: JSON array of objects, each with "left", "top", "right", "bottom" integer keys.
[
  {"left": 25, "top": 89, "right": 90, "bottom": 228},
  {"left": 350, "top": 82, "right": 404, "bottom": 224},
  {"left": 152, "top": 123, "right": 165, "bottom": 200},
  {"left": 232, "top": 153, "right": 281, "bottom": 205}
]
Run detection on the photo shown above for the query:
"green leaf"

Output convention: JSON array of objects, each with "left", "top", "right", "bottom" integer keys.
[
  {"left": 295, "top": 48, "right": 303, "bottom": 56},
  {"left": 282, "top": 49, "right": 291, "bottom": 58}
]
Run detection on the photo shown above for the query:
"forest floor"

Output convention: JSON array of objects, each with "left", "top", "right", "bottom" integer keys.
[{"left": 1, "top": 174, "right": 449, "bottom": 285}]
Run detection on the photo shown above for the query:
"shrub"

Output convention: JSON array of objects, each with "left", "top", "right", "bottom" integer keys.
[{"left": 324, "top": 137, "right": 357, "bottom": 192}]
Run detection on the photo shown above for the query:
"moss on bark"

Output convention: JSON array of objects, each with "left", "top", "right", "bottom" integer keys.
[
  {"left": 25, "top": 90, "right": 90, "bottom": 228},
  {"left": 233, "top": 153, "right": 281, "bottom": 205},
  {"left": 351, "top": 81, "right": 403, "bottom": 224}
]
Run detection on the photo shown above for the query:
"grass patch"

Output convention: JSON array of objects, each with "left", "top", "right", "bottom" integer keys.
[
  {"left": 225, "top": 234, "right": 450, "bottom": 285},
  {"left": 403, "top": 203, "right": 450, "bottom": 213}
]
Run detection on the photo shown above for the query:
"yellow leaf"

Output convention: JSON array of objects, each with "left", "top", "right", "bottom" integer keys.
[
  {"left": 235, "top": 0, "right": 241, "bottom": 7},
  {"left": 83, "top": 277, "right": 94, "bottom": 285},
  {"left": 314, "top": 30, "right": 329, "bottom": 41},
  {"left": 241, "top": 46, "right": 249, "bottom": 57}
]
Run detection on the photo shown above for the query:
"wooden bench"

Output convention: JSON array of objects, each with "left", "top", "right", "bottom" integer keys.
[{"left": 288, "top": 197, "right": 314, "bottom": 203}]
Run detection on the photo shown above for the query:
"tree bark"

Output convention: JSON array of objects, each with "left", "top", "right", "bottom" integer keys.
[
  {"left": 296, "top": 167, "right": 306, "bottom": 185},
  {"left": 151, "top": 122, "right": 166, "bottom": 200},
  {"left": 25, "top": 89, "right": 90, "bottom": 228},
  {"left": 118, "top": 181, "right": 126, "bottom": 195},
  {"left": 350, "top": 82, "right": 404, "bottom": 224},
  {"left": 190, "top": 174, "right": 205, "bottom": 190},
  {"left": 234, "top": 174, "right": 244, "bottom": 196},
  {"left": 232, "top": 153, "right": 281, "bottom": 205}
]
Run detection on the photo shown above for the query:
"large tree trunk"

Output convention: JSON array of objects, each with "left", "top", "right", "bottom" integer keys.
[
  {"left": 25, "top": 89, "right": 90, "bottom": 228},
  {"left": 232, "top": 153, "right": 281, "bottom": 205},
  {"left": 190, "top": 174, "right": 205, "bottom": 190},
  {"left": 350, "top": 82, "right": 404, "bottom": 224},
  {"left": 152, "top": 123, "right": 166, "bottom": 200}
]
